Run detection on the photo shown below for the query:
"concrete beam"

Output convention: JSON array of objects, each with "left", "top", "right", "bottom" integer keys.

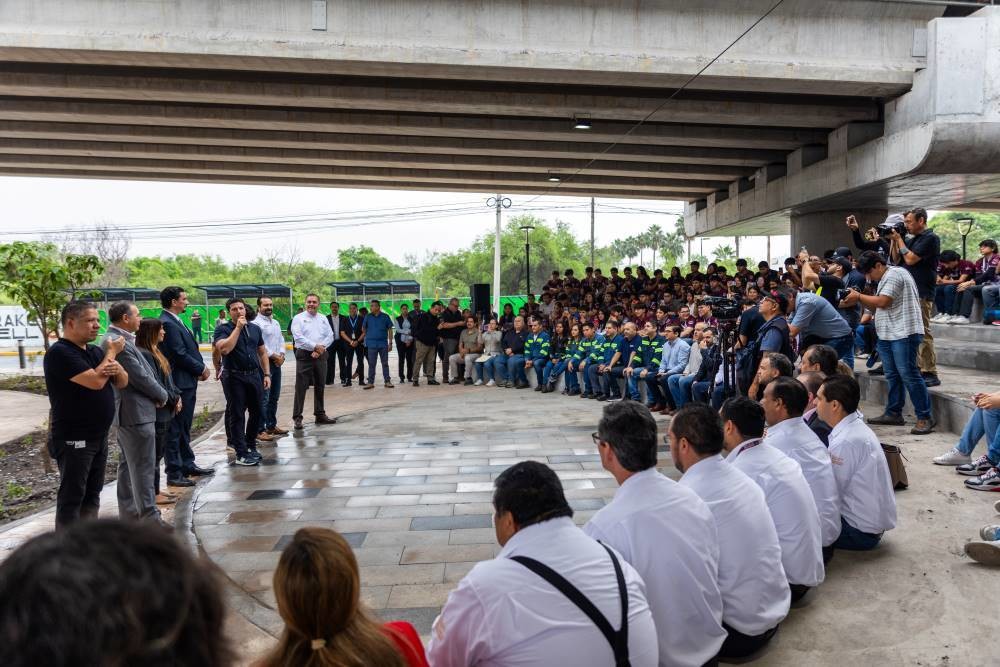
[
  {"left": 0, "top": 120, "right": 788, "bottom": 167},
  {"left": 0, "top": 0, "right": 940, "bottom": 97},
  {"left": 0, "top": 98, "right": 831, "bottom": 150},
  {"left": 0, "top": 168, "right": 679, "bottom": 201},
  {"left": 0, "top": 66, "right": 880, "bottom": 129},
  {"left": 0, "top": 154, "right": 717, "bottom": 197},
  {"left": 0, "top": 137, "right": 754, "bottom": 181}
]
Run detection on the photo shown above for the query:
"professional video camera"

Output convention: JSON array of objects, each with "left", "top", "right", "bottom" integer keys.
[
  {"left": 865, "top": 218, "right": 906, "bottom": 242},
  {"left": 700, "top": 296, "right": 741, "bottom": 321}
]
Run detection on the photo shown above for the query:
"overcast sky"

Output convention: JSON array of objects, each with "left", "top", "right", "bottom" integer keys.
[{"left": 0, "top": 176, "right": 791, "bottom": 267}]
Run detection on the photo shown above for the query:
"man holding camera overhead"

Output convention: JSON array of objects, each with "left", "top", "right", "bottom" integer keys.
[{"left": 887, "top": 208, "right": 941, "bottom": 388}]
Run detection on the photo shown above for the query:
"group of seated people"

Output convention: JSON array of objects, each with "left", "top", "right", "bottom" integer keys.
[{"left": 0, "top": 377, "right": 898, "bottom": 666}]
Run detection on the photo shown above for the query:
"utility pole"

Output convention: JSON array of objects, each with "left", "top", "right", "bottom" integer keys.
[
  {"left": 766, "top": 235, "right": 772, "bottom": 265},
  {"left": 735, "top": 235, "right": 740, "bottom": 259},
  {"left": 590, "top": 197, "right": 596, "bottom": 267},
  {"left": 486, "top": 194, "right": 510, "bottom": 317}
]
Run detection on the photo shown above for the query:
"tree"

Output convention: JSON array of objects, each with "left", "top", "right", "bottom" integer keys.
[
  {"left": 0, "top": 241, "right": 103, "bottom": 350},
  {"left": 714, "top": 244, "right": 736, "bottom": 262},
  {"left": 661, "top": 232, "right": 685, "bottom": 266},
  {"left": 335, "top": 245, "right": 412, "bottom": 282},
  {"left": 646, "top": 224, "right": 666, "bottom": 269},
  {"left": 929, "top": 211, "right": 1000, "bottom": 259},
  {"left": 47, "top": 223, "right": 131, "bottom": 288}
]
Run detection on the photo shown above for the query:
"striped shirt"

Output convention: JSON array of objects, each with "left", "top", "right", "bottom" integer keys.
[{"left": 874, "top": 266, "right": 924, "bottom": 341}]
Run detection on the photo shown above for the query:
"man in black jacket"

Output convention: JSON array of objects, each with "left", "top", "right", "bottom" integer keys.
[
  {"left": 325, "top": 301, "right": 343, "bottom": 386},
  {"left": 158, "top": 286, "right": 215, "bottom": 488},
  {"left": 412, "top": 300, "right": 444, "bottom": 386},
  {"left": 340, "top": 302, "right": 365, "bottom": 387}
]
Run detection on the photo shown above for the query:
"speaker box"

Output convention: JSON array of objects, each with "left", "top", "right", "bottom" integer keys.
[{"left": 471, "top": 283, "right": 491, "bottom": 317}]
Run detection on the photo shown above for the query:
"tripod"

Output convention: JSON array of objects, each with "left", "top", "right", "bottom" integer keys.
[{"left": 717, "top": 319, "right": 740, "bottom": 401}]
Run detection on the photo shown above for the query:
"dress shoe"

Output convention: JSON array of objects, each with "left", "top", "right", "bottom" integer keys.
[
  {"left": 867, "top": 412, "right": 905, "bottom": 426},
  {"left": 427, "top": 379, "right": 441, "bottom": 386},
  {"left": 385, "top": 381, "right": 395, "bottom": 388},
  {"left": 650, "top": 404, "right": 665, "bottom": 412},
  {"left": 363, "top": 384, "right": 374, "bottom": 390},
  {"left": 534, "top": 385, "right": 543, "bottom": 392},
  {"left": 268, "top": 426, "right": 289, "bottom": 436},
  {"left": 449, "top": 378, "right": 461, "bottom": 385},
  {"left": 922, "top": 372, "right": 941, "bottom": 388},
  {"left": 155, "top": 493, "right": 177, "bottom": 505},
  {"left": 186, "top": 465, "right": 215, "bottom": 477},
  {"left": 167, "top": 477, "right": 195, "bottom": 488},
  {"left": 412, "top": 380, "right": 420, "bottom": 387},
  {"left": 293, "top": 417, "right": 303, "bottom": 430},
  {"left": 315, "top": 415, "right": 338, "bottom": 425},
  {"left": 868, "top": 366, "right": 884, "bottom": 376},
  {"left": 464, "top": 378, "right": 474, "bottom": 386},
  {"left": 257, "top": 431, "right": 275, "bottom": 442},
  {"left": 911, "top": 418, "right": 936, "bottom": 435}
]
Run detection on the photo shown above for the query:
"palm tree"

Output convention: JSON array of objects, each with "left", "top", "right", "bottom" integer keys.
[
  {"left": 660, "top": 232, "right": 685, "bottom": 265},
  {"left": 646, "top": 224, "right": 665, "bottom": 268},
  {"left": 714, "top": 244, "right": 736, "bottom": 262},
  {"left": 624, "top": 236, "right": 641, "bottom": 266}
]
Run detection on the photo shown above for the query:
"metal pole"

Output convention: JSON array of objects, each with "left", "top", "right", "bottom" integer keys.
[
  {"left": 590, "top": 197, "right": 596, "bottom": 267},
  {"left": 487, "top": 195, "right": 509, "bottom": 318},
  {"left": 735, "top": 236, "right": 740, "bottom": 259},
  {"left": 766, "top": 235, "right": 772, "bottom": 265},
  {"left": 17, "top": 339, "right": 26, "bottom": 369},
  {"left": 525, "top": 231, "right": 531, "bottom": 296}
]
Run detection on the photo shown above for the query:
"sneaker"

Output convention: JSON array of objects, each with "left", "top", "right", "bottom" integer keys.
[
  {"left": 235, "top": 456, "right": 259, "bottom": 466},
  {"left": 464, "top": 378, "right": 474, "bottom": 386},
  {"left": 933, "top": 449, "right": 972, "bottom": 466},
  {"left": 248, "top": 449, "right": 263, "bottom": 460},
  {"left": 911, "top": 418, "right": 936, "bottom": 435},
  {"left": 449, "top": 378, "right": 461, "bottom": 385},
  {"left": 385, "top": 381, "right": 394, "bottom": 388},
  {"left": 427, "top": 379, "right": 441, "bottom": 386},
  {"left": 930, "top": 313, "right": 947, "bottom": 323},
  {"left": 486, "top": 379, "right": 495, "bottom": 387},
  {"left": 922, "top": 373, "right": 941, "bottom": 388},
  {"left": 534, "top": 385, "right": 543, "bottom": 392},
  {"left": 992, "top": 321, "right": 1000, "bottom": 327},
  {"left": 995, "top": 499, "right": 1000, "bottom": 513},
  {"left": 867, "top": 412, "right": 905, "bottom": 426},
  {"left": 980, "top": 525, "right": 1000, "bottom": 541},
  {"left": 475, "top": 379, "right": 484, "bottom": 386},
  {"left": 363, "top": 384, "right": 374, "bottom": 390},
  {"left": 957, "top": 454, "right": 995, "bottom": 476},
  {"left": 965, "top": 540, "right": 1000, "bottom": 566},
  {"left": 966, "top": 467, "right": 1000, "bottom": 491},
  {"left": 951, "top": 315, "right": 971, "bottom": 325}
]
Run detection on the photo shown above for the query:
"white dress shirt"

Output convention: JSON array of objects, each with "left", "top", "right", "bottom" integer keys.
[
  {"left": 250, "top": 313, "right": 285, "bottom": 359},
  {"left": 290, "top": 311, "right": 334, "bottom": 352},
  {"left": 829, "top": 412, "right": 897, "bottom": 535},
  {"left": 584, "top": 468, "right": 726, "bottom": 667},
  {"left": 679, "top": 455, "right": 790, "bottom": 636},
  {"left": 764, "top": 417, "right": 841, "bottom": 546},
  {"left": 427, "top": 517, "right": 658, "bottom": 667},
  {"left": 727, "top": 439, "right": 825, "bottom": 588}
]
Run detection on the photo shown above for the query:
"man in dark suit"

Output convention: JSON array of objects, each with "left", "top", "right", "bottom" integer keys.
[
  {"left": 798, "top": 371, "right": 832, "bottom": 446},
  {"left": 159, "top": 286, "right": 215, "bottom": 487},
  {"left": 325, "top": 301, "right": 343, "bottom": 386}
]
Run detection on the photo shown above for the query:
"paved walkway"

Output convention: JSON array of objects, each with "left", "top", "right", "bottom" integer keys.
[
  {"left": 4, "top": 357, "right": 1000, "bottom": 665},
  {"left": 0, "top": 390, "right": 49, "bottom": 443}
]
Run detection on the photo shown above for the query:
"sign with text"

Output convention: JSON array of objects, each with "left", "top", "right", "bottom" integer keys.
[{"left": 0, "top": 306, "right": 44, "bottom": 348}]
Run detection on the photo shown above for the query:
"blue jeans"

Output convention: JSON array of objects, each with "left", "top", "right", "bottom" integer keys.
[
  {"left": 692, "top": 380, "right": 713, "bottom": 404},
  {"left": 544, "top": 358, "right": 567, "bottom": 385},
  {"left": 480, "top": 356, "right": 504, "bottom": 382},
  {"left": 366, "top": 346, "right": 390, "bottom": 383},
  {"left": 876, "top": 334, "right": 931, "bottom": 420},
  {"left": 935, "top": 284, "right": 958, "bottom": 315},
  {"left": 559, "top": 360, "right": 581, "bottom": 391},
  {"left": 506, "top": 355, "right": 527, "bottom": 384},
  {"left": 528, "top": 357, "right": 548, "bottom": 385},
  {"left": 828, "top": 333, "right": 854, "bottom": 373},
  {"left": 833, "top": 516, "right": 882, "bottom": 551},
  {"left": 625, "top": 370, "right": 646, "bottom": 401},
  {"left": 259, "top": 362, "right": 281, "bottom": 431},
  {"left": 956, "top": 406, "right": 1000, "bottom": 457},
  {"left": 668, "top": 374, "right": 696, "bottom": 408}
]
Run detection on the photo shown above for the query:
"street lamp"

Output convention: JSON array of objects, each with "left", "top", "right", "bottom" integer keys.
[
  {"left": 520, "top": 224, "right": 536, "bottom": 296},
  {"left": 957, "top": 217, "right": 976, "bottom": 260}
]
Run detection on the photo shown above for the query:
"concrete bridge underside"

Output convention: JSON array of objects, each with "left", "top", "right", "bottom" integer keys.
[{"left": 0, "top": 0, "right": 997, "bottom": 246}]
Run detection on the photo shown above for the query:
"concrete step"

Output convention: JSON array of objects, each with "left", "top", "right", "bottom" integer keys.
[
  {"left": 933, "top": 339, "right": 1000, "bottom": 372},
  {"left": 931, "top": 321, "right": 1000, "bottom": 344},
  {"left": 857, "top": 364, "right": 990, "bottom": 435}
]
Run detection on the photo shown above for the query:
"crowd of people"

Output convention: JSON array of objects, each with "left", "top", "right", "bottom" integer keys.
[{"left": 22, "top": 207, "right": 1000, "bottom": 664}]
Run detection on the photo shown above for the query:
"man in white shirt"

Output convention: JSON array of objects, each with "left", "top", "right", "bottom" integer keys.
[
  {"left": 669, "top": 403, "right": 789, "bottom": 661},
  {"left": 816, "top": 375, "right": 897, "bottom": 550},
  {"left": 720, "top": 397, "right": 825, "bottom": 602},
  {"left": 762, "top": 377, "right": 841, "bottom": 560},
  {"left": 251, "top": 296, "right": 288, "bottom": 439},
  {"left": 428, "top": 461, "right": 658, "bottom": 667},
  {"left": 289, "top": 293, "right": 336, "bottom": 430},
  {"left": 796, "top": 371, "right": 832, "bottom": 446},
  {"left": 585, "top": 401, "right": 726, "bottom": 667}
]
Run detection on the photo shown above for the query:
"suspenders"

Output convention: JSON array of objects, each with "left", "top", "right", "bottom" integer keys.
[{"left": 510, "top": 543, "right": 631, "bottom": 667}]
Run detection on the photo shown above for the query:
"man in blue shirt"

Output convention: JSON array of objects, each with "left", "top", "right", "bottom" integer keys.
[
  {"left": 214, "top": 297, "right": 270, "bottom": 466},
  {"left": 788, "top": 290, "right": 853, "bottom": 369},
  {"left": 362, "top": 299, "right": 395, "bottom": 389},
  {"left": 655, "top": 325, "right": 690, "bottom": 412}
]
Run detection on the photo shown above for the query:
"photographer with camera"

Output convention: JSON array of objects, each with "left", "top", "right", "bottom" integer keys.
[
  {"left": 841, "top": 251, "right": 934, "bottom": 435},
  {"left": 883, "top": 208, "right": 940, "bottom": 387}
]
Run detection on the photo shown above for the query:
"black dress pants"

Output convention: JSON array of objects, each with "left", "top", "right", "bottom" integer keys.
[
  {"left": 718, "top": 623, "right": 778, "bottom": 661},
  {"left": 222, "top": 370, "right": 263, "bottom": 457},
  {"left": 49, "top": 434, "right": 109, "bottom": 529}
]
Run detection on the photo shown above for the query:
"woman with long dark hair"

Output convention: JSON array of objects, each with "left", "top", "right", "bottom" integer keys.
[
  {"left": 261, "top": 527, "right": 428, "bottom": 667},
  {"left": 135, "top": 317, "right": 182, "bottom": 506}
]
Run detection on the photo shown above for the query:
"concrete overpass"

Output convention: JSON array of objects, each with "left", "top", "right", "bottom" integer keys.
[{"left": 0, "top": 0, "right": 997, "bottom": 248}]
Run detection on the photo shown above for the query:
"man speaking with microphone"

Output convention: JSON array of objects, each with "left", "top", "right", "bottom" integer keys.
[{"left": 214, "top": 297, "right": 271, "bottom": 467}]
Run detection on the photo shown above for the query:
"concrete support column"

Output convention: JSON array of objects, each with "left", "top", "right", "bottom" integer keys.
[{"left": 790, "top": 209, "right": 886, "bottom": 256}]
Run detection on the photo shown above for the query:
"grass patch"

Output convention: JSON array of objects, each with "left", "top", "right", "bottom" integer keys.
[{"left": 0, "top": 375, "right": 47, "bottom": 396}]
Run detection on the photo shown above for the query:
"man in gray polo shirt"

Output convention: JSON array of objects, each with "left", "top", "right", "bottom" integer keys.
[
  {"left": 841, "top": 250, "right": 933, "bottom": 435},
  {"left": 786, "top": 289, "right": 854, "bottom": 368}
]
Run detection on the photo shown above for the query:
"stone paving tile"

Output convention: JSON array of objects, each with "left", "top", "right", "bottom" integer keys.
[
  {"left": 376, "top": 504, "right": 455, "bottom": 519},
  {"left": 345, "top": 494, "right": 420, "bottom": 508},
  {"left": 246, "top": 488, "right": 322, "bottom": 500},
  {"left": 400, "top": 544, "right": 497, "bottom": 564},
  {"left": 363, "top": 530, "right": 452, "bottom": 548},
  {"left": 386, "top": 583, "right": 458, "bottom": 609},
  {"left": 444, "top": 561, "right": 477, "bottom": 583},
  {"left": 358, "top": 475, "right": 428, "bottom": 486},
  {"left": 362, "top": 563, "right": 446, "bottom": 586},
  {"left": 454, "top": 502, "right": 493, "bottom": 515},
  {"left": 411, "top": 514, "right": 492, "bottom": 531},
  {"left": 374, "top": 606, "right": 440, "bottom": 636},
  {"left": 361, "top": 585, "right": 392, "bottom": 610},
  {"left": 448, "top": 528, "right": 497, "bottom": 545}
]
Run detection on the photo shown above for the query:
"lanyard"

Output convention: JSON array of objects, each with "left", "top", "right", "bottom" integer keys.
[{"left": 730, "top": 438, "right": 763, "bottom": 461}]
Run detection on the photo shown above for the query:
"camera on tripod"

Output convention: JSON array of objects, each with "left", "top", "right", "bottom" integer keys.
[{"left": 701, "top": 296, "right": 741, "bottom": 321}]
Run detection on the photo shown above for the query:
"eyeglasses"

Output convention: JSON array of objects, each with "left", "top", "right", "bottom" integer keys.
[{"left": 591, "top": 432, "right": 602, "bottom": 445}]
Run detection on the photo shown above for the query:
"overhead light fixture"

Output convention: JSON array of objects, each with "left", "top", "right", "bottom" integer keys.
[
  {"left": 573, "top": 114, "right": 592, "bottom": 130},
  {"left": 547, "top": 173, "right": 562, "bottom": 183}
]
